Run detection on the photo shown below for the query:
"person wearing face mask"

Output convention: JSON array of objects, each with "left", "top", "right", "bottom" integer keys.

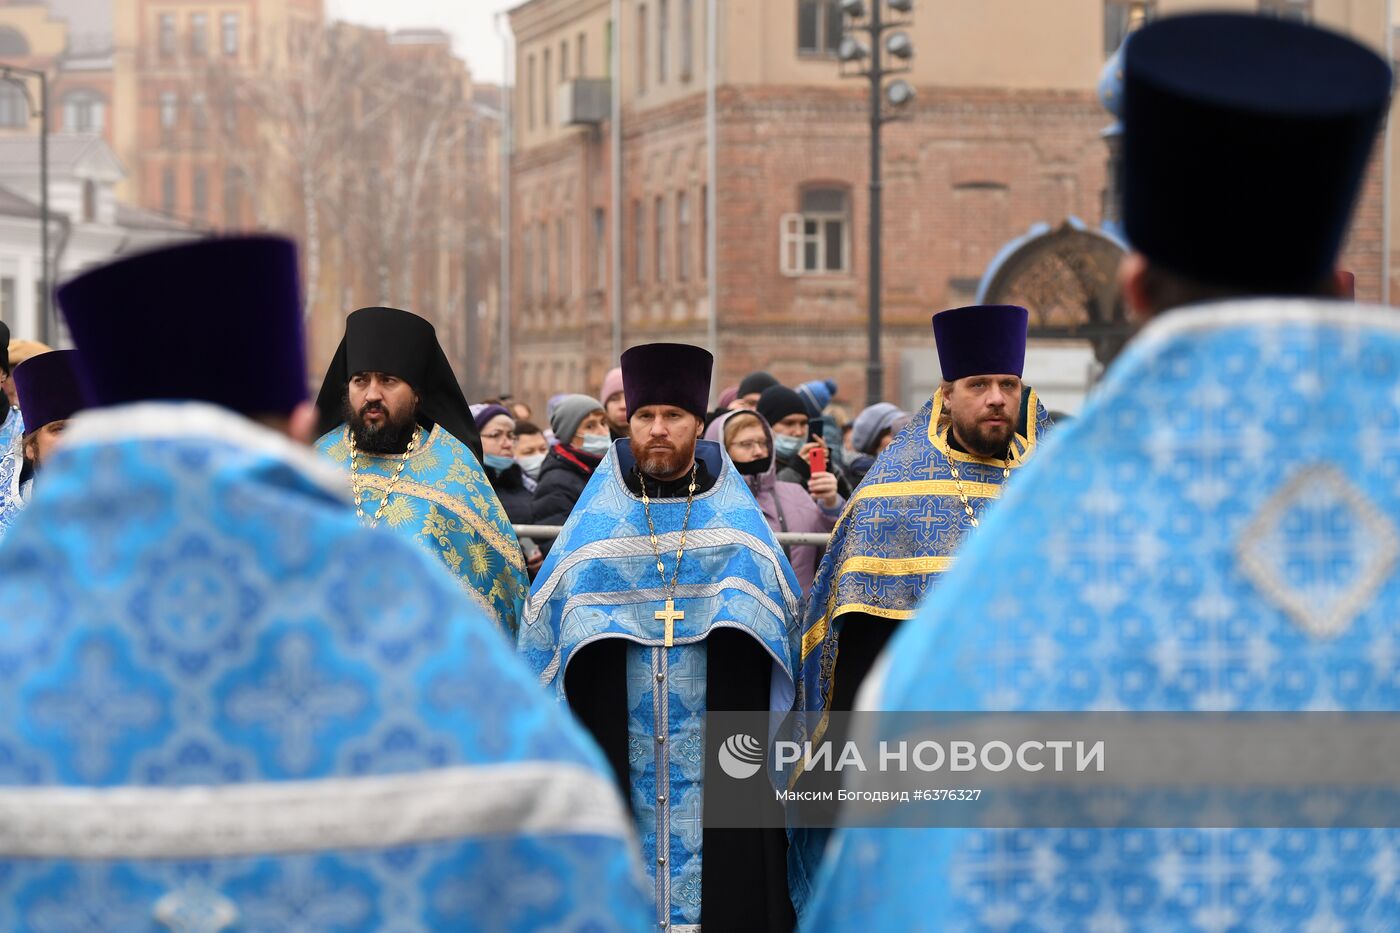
[
  {"left": 757, "top": 384, "right": 852, "bottom": 500},
  {"left": 532, "top": 394, "right": 610, "bottom": 549},
  {"left": 513, "top": 420, "right": 548, "bottom": 492},
  {"left": 705, "top": 408, "right": 842, "bottom": 592}
]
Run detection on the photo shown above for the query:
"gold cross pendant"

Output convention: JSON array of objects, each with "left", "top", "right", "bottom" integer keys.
[{"left": 655, "top": 598, "right": 684, "bottom": 648}]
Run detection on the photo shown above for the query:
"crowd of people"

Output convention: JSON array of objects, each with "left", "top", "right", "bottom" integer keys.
[
  {"left": 0, "top": 11, "right": 1393, "bottom": 931},
  {"left": 460, "top": 365, "right": 908, "bottom": 589}
]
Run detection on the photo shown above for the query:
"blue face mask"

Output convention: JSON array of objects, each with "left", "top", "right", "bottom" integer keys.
[
  {"left": 773, "top": 433, "right": 804, "bottom": 460},
  {"left": 580, "top": 433, "right": 612, "bottom": 456},
  {"left": 483, "top": 453, "right": 516, "bottom": 472}
]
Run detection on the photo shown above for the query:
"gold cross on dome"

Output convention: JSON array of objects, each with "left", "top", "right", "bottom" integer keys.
[{"left": 655, "top": 598, "right": 684, "bottom": 647}]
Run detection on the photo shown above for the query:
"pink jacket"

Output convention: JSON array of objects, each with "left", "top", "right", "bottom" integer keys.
[{"left": 706, "top": 409, "right": 843, "bottom": 592}]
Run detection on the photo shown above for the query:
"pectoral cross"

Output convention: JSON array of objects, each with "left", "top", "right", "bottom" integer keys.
[{"left": 655, "top": 598, "right": 684, "bottom": 648}]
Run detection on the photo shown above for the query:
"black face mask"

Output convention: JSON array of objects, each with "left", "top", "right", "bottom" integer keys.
[{"left": 735, "top": 455, "right": 771, "bottom": 476}]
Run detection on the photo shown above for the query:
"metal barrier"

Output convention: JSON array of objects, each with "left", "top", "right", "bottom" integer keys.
[{"left": 512, "top": 524, "right": 832, "bottom": 547}]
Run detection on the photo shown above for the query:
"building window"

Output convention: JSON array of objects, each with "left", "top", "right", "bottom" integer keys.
[
  {"left": 633, "top": 199, "right": 645, "bottom": 284},
  {"left": 676, "top": 191, "right": 690, "bottom": 282},
  {"left": 63, "top": 91, "right": 105, "bottom": 133},
  {"left": 0, "top": 83, "right": 25, "bottom": 128},
  {"left": 192, "top": 168, "right": 208, "bottom": 217},
  {"left": 681, "top": 0, "right": 694, "bottom": 79},
  {"left": 700, "top": 184, "right": 708, "bottom": 277},
  {"left": 159, "top": 90, "right": 178, "bottom": 142},
  {"left": 798, "top": 0, "right": 843, "bottom": 56},
  {"left": 781, "top": 187, "right": 850, "bottom": 275},
  {"left": 522, "top": 227, "right": 533, "bottom": 304},
  {"left": 159, "top": 14, "right": 176, "bottom": 57},
  {"left": 578, "top": 32, "right": 588, "bottom": 77},
  {"left": 221, "top": 12, "right": 239, "bottom": 57},
  {"left": 526, "top": 54, "right": 536, "bottom": 131},
  {"left": 561, "top": 41, "right": 569, "bottom": 81},
  {"left": 592, "top": 207, "right": 606, "bottom": 289},
  {"left": 190, "top": 12, "right": 208, "bottom": 56},
  {"left": 542, "top": 48, "right": 552, "bottom": 127},
  {"left": 658, "top": 0, "right": 670, "bottom": 84},
  {"left": 224, "top": 167, "right": 242, "bottom": 226},
  {"left": 1259, "top": 0, "right": 1311, "bottom": 21},
  {"left": 1104, "top": 1, "right": 1154, "bottom": 56},
  {"left": 654, "top": 195, "right": 667, "bottom": 282},
  {"left": 191, "top": 92, "right": 209, "bottom": 143},
  {"left": 637, "top": 5, "right": 648, "bottom": 95},
  {"left": 539, "top": 221, "right": 550, "bottom": 300},
  {"left": 557, "top": 218, "right": 570, "bottom": 299},
  {"left": 161, "top": 167, "right": 176, "bottom": 214}
]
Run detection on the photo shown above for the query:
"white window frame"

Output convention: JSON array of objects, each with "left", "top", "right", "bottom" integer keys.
[{"left": 781, "top": 191, "right": 851, "bottom": 276}]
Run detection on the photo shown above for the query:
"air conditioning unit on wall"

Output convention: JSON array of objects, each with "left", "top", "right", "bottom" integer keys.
[{"left": 557, "top": 78, "right": 611, "bottom": 127}]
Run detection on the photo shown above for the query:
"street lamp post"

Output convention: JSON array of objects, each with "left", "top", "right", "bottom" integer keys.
[
  {"left": 838, "top": 0, "right": 914, "bottom": 406},
  {"left": 0, "top": 64, "right": 49, "bottom": 339}
]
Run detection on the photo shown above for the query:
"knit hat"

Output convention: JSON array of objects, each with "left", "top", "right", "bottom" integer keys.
[
  {"left": 756, "top": 385, "right": 808, "bottom": 429},
  {"left": 471, "top": 403, "right": 513, "bottom": 431},
  {"left": 797, "top": 379, "right": 837, "bottom": 417},
  {"left": 600, "top": 366, "right": 625, "bottom": 404},
  {"left": 738, "top": 371, "right": 779, "bottom": 400},
  {"left": 851, "top": 402, "right": 907, "bottom": 455},
  {"left": 550, "top": 394, "right": 604, "bottom": 445}
]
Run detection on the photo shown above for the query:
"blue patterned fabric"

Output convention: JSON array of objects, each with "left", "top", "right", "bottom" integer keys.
[
  {"left": 522, "top": 439, "right": 802, "bottom": 927},
  {"left": 796, "top": 390, "right": 1051, "bottom": 729},
  {"left": 0, "top": 408, "right": 25, "bottom": 536},
  {"left": 624, "top": 642, "right": 708, "bottom": 925},
  {"left": 806, "top": 300, "right": 1400, "bottom": 931},
  {"left": 316, "top": 424, "right": 527, "bottom": 638},
  {"left": 0, "top": 402, "right": 650, "bottom": 933}
]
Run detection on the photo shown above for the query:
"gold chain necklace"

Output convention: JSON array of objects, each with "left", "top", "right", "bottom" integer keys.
[
  {"left": 639, "top": 463, "right": 698, "bottom": 648},
  {"left": 946, "top": 439, "right": 1013, "bottom": 528},
  {"left": 347, "top": 424, "right": 420, "bottom": 528}
]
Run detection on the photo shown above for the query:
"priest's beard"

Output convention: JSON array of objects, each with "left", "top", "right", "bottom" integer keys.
[
  {"left": 637, "top": 436, "right": 698, "bottom": 481},
  {"left": 950, "top": 409, "right": 1021, "bottom": 458},
  {"left": 344, "top": 394, "right": 418, "bottom": 454}
]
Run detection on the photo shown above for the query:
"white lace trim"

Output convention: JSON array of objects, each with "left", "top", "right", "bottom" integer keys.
[
  {"left": 0, "top": 761, "right": 631, "bottom": 859},
  {"left": 61, "top": 401, "right": 349, "bottom": 502}
]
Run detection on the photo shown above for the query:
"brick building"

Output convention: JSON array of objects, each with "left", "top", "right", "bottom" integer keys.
[{"left": 507, "top": 0, "right": 1397, "bottom": 413}]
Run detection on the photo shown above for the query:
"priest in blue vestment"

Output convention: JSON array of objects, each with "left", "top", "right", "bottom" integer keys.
[
  {"left": 806, "top": 13, "right": 1400, "bottom": 930},
  {"left": 0, "top": 321, "right": 24, "bottom": 538},
  {"left": 0, "top": 349, "right": 86, "bottom": 534},
  {"left": 0, "top": 236, "right": 650, "bottom": 932},
  {"left": 522, "top": 342, "right": 803, "bottom": 931},
  {"left": 788, "top": 307, "right": 1051, "bottom": 909},
  {"left": 313, "top": 306, "right": 528, "bottom": 637}
]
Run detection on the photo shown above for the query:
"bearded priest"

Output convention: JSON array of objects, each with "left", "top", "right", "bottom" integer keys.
[
  {"left": 787, "top": 305, "right": 1053, "bottom": 910},
  {"left": 521, "top": 342, "right": 802, "bottom": 931},
  {"left": 314, "top": 307, "right": 528, "bottom": 637}
]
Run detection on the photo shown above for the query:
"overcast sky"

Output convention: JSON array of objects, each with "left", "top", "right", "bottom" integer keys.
[{"left": 327, "top": 0, "right": 515, "bottom": 86}]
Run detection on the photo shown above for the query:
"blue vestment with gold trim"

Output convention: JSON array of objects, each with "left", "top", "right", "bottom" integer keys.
[
  {"left": 796, "top": 389, "right": 1051, "bottom": 728},
  {"left": 317, "top": 424, "right": 527, "bottom": 638},
  {"left": 789, "top": 389, "right": 1049, "bottom": 912},
  {"left": 806, "top": 300, "right": 1400, "bottom": 930}
]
